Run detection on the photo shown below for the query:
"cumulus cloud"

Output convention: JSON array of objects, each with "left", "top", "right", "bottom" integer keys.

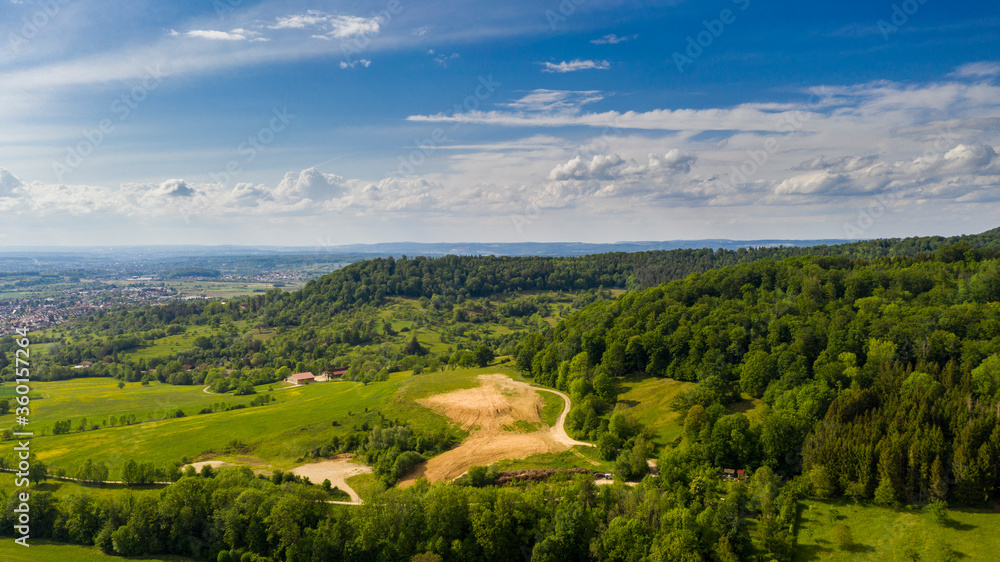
[
  {"left": 151, "top": 179, "right": 196, "bottom": 198},
  {"left": 541, "top": 59, "right": 610, "bottom": 73},
  {"left": 542, "top": 151, "right": 701, "bottom": 202},
  {"left": 0, "top": 168, "right": 22, "bottom": 196},
  {"left": 771, "top": 143, "right": 1000, "bottom": 202},
  {"left": 274, "top": 168, "right": 352, "bottom": 202}
]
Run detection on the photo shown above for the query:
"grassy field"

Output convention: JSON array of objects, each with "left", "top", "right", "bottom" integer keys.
[
  {"left": 616, "top": 376, "right": 697, "bottom": 447},
  {"left": 539, "top": 390, "right": 564, "bottom": 427},
  {"left": 12, "top": 367, "right": 519, "bottom": 479},
  {"left": 161, "top": 280, "right": 305, "bottom": 299},
  {"left": 491, "top": 447, "right": 612, "bottom": 473},
  {"left": 0, "top": 472, "right": 165, "bottom": 502},
  {"left": 0, "top": 540, "right": 191, "bottom": 561},
  {"left": 794, "top": 499, "right": 1000, "bottom": 561},
  {"left": 120, "top": 325, "right": 216, "bottom": 361},
  {"left": 22, "top": 378, "right": 246, "bottom": 431}
]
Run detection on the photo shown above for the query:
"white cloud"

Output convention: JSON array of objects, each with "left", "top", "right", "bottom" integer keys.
[
  {"left": 0, "top": 168, "right": 23, "bottom": 196},
  {"left": 541, "top": 59, "right": 611, "bottom": 73},
  {"left": 3, "top": 64, "right": 1000, "bottom": 238},
  {"left": 269, "top": 11, "right": 333, "bottom": 30},
  {"left": 152, "top": 179, "right": 196, "bottom": 198},
  {"left": 591, "top": 34, "right": 637, "bottom": 45},
  {"left": 270, "top": 11, "right": 381, "bottom": 39},
  {"left": 774, "top": 171, "right": 853, "bottom": 196},
  {"left": 274, "top": 168, "right": 352, "bottom": 202},
  {"left": 339, "top": 59, "right": 372, "bottom": 69},
  {"left": 793, "top": 155, "right": 879, "bottom": 173},
  {"left": 951, "top": 61, "right": 1000, "bottom": 78},
  {"left": 771, "top": 143, "right": 1000, "bottom": 202},
  {"left": 542, "top": 151, "right": 701, "bottom": 201},
  {"left": 186, "top": 30, "right": 250, "bottom": 41},
  {"left": 500, "top": 89, "right": 605, "bottom": 114},
  {"left": 432, "top": 52, "right": 460, "bottom": 67}
]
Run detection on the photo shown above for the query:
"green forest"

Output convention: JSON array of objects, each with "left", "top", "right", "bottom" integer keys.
[{"left": 2, "top": 229, "right": 1000, "bottom": 560}]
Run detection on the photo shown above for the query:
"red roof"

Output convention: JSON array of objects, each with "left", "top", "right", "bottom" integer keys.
[{"left": 289, "top": 372, "right": 315, "bottom": 381}]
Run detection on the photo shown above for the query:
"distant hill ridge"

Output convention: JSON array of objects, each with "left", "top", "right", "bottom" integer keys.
[{"left": 250, "top": 227, "right": 1000, "bottom": 326}]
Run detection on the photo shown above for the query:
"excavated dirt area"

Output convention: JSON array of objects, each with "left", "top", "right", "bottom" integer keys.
[
  {"left": 290, "top": 456, "right": 372, "bottom": 505},
  {"left": 399, "top": 374, "right": 591, "bottom": 485}
]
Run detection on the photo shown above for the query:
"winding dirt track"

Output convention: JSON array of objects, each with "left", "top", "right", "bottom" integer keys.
[
  {"left": 398, "top": 374, "right": 592, "bottom": 486},
  {"left": 533, "top": 387, "right": 594, "bottom": 449}
]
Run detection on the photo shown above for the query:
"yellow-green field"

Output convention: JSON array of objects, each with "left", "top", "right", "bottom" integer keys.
[
  {"left": 616, "top": 376, "right": 696, "bottom": 446},
  {"left": 119, "top": 325, "right": 216, "bottom": 360},
  {"left": 795, "top": 499, "right": 1000, "bottom": 561},
  {"left": 0, "top": 472, "right": 163, "bottom": 502},
  {"left": 8, "top": 367, "right": 524, "bottom": 479},
  {"left": 0, "top": 540, "right": 190, "bottom": 561},
  {"left": 491, "top": 447, "right": 612, "bottom": 473},
  {"left": 539, "top": 390, "right": 564, "bottom": 427},
  {"left": 24, "top": 378, "right": 243, "bottom": 430}
]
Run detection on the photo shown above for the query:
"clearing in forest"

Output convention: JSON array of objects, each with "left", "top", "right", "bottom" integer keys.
[{"left": 399, "top": 374, "right": 591, "bottom": 485}]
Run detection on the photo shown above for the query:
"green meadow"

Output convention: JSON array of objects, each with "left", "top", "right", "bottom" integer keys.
[
  {"left": 0, "top": 540, "right": 190, "bottom": 561},
  {"left": 539, "top": 390, "right": 564, "bottom": 427},
  {"left": 0, "top": 472, "right": 163, "bottom": 502},
  {"left": 491, "top": 447, "right": 612, "bottom": 473},
  {"left": 24, "top": 378, "right": 237, "bottom": 431},
  {"left": 616, "top": 376, "right": 696, "bottom": 447},
  {"left": 162, "top": 280, "right": 305, "bottom": 299},
  {"left": 794, "top": 499, "right": 1000, "bottom": 561},
  {"left": 119, "top": 325, "right": 216, "bottom": 361}
]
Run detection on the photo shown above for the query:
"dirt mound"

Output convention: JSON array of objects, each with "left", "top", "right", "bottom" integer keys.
[{"left": 398, "top": 374, "right": 592, "bottom": 486}]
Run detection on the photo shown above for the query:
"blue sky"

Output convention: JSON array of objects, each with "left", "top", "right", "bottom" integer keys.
[{"left": 0, "top": 0, "right": 998, "bottom": 246}]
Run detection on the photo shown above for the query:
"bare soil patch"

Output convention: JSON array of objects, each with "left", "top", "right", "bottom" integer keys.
[
  {"left": 184, "top": 460, "right": 228, "bottom": 471},
  {"left": 399, "top": 374, "right": 591, "bottom": 485},
  {"left": 290, "top": 455, "right": 372, "bottom": 504}
]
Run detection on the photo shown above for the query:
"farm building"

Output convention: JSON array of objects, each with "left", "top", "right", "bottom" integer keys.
[{"left": 287, "top": 372, "right": 316, "bottom": 385}]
